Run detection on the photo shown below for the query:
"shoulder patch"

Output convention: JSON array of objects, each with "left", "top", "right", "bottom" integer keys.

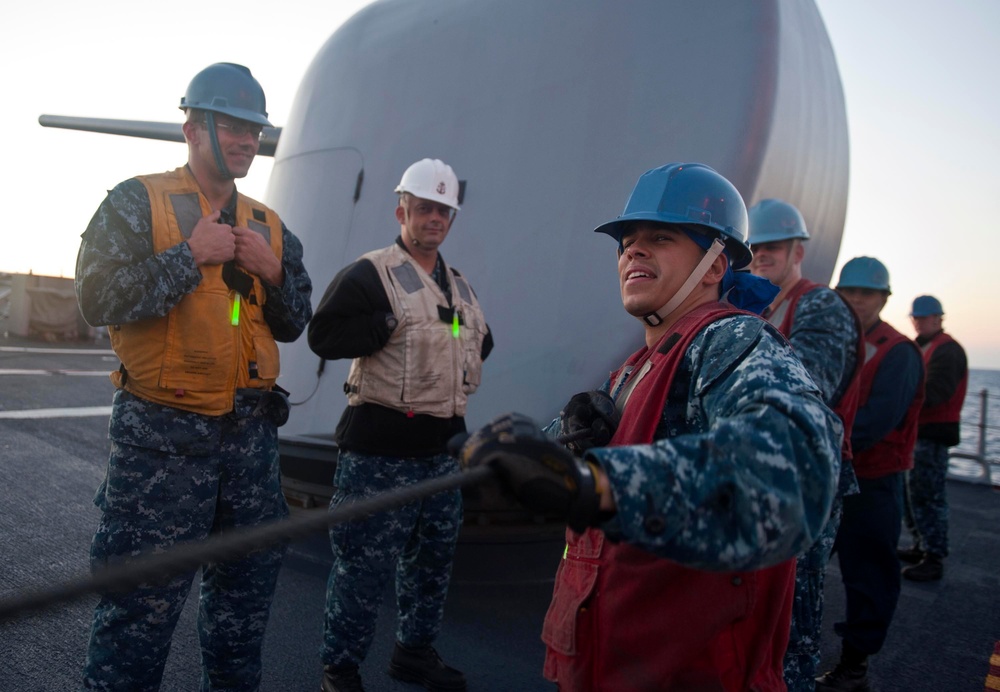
[
  {"left": 168, "top": 193, "right": 202, "bottom": 239},
  {"left": 390, "top": 262, "right": 424, "bottom": 294},
  {"left": 454, "top": 276, "right": 473, "bottom": 304},
  {"left": 247, "top": 219, "right": 271, "bottom": 243}
]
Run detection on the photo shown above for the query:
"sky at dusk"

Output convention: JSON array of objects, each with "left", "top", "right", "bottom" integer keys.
[{"left": 2, "top": 1, "right": 998, "bottom": 367}]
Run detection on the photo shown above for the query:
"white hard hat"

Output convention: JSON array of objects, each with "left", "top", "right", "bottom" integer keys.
[{"left": 395, "top": 158, "right": 461, "bottom": 210}]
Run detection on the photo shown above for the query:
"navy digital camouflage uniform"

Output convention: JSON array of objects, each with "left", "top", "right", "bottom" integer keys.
[
  {"left": 905, "top": 440, "right": 950, "bottom": 554},
  {"left": 75, "top": 178, "right": 312, "bottom": 691},
  {"left": 586, "top": 314, "right": 841, "bottom": 572},
  {"left": 771, "top": 288, "right": 861, "bottom": 691},
  {"left": 904, "top": 334, "right": 967, "bottom": 559},
  {"left": 323, "top": 450, "right": 463, "bottom": 665}
]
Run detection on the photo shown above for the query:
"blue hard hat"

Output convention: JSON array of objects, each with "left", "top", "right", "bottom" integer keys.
[
  {"left": 179, "top": 63, "right": 271, "bottom": 126},
  {"left": 911, "top": 295, "right": 943, "bottom": 317},
  {"left": 748, "top": 198, "right": 810, "bottom": 244},
  {"left": 594, "top": 162, "right": 752, "bottom": 269},
  {"left": 836, "top": 256, "right": 891, "bottom": 294}
]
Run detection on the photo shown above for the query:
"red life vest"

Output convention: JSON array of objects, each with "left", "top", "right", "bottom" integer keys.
[
  {"left": 542, "top": 303, "right": 795, "bottom": 692},
  {"left": 775, "top": 278, "right": 864, "bottom": 463},
  {"left": 918, "top": 331, "right": 967, "bottom": 426},
  {"left": 852, "top": 321, "right": 925, "bottom": 479}
]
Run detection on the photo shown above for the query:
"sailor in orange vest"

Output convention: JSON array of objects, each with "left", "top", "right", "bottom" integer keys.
[
  {"left": 899, "top": 295, "right": 968, "bottom": 582},
  {"left": 460, "top": 163, "right": 841, "bottom": 691},
  {"left": 748, "top": 199, "right": 865, "bottom": 691},
  {"left": 74, "top": 63, "right": 313, "bottom": 690},
  {"left": 817, "top": 257, "right": 925, "bottom": 692}
]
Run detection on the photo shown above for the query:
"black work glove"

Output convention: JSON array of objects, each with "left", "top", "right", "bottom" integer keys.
[
  {"left": 559, "top": 390, "right": 620, "bottom": 456},
  {"left": 457, "top": 412, "right": 602, "bottom": 533}
]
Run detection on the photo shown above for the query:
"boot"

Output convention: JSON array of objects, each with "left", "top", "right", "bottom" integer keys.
[
  {"left": 387, "top": 642, "right": 467, "bottom": 691},
  {"left": 321, "top": 663, "right": 365, "bottom": 692},
  {"left": 816, "top": 646, "right": 871, "bottom": 692},
  {"left": 902, "top": 553, "right": 944, "bottom": 581},
  {"left": 897, "top": 546, "right": 924, "bottom": 564}
]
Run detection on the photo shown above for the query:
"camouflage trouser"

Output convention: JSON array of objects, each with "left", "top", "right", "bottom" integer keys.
[
  {"left": 321, "top": 450, "right": 463, "bottom": 667},
  {"left": 904, "top": 439, "right": 950, "bottom": 557},
  {"left": 783, "top": 495, "right": 844, "bottom": 691},
  {"left": 82, "top": 390, "right": 289, "bottom": 692}
]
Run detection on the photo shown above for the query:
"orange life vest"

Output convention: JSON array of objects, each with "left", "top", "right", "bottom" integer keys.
[{"left": 109, "top": 166, "right": 283, "bottom": 415}]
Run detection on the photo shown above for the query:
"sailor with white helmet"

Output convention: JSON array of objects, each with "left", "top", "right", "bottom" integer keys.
[
  {"left": 748, "top": 198, "right": 865, "bottom": 691},
  {"left": 459, "top": 163, "right": 840, "bottom": 690},
  {"left": 309, "top": 159, "right": 492, "bottom": 692}
]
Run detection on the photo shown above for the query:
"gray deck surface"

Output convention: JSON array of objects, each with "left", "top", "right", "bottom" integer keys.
[{"left": 1, "top": 336, "right": 997, "bottom": 691}]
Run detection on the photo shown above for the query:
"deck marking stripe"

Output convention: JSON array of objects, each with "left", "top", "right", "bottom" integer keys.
[
  {"left": 0, "top": 346, "right": 116, "bottom": 355},
  {"left": 0, "top": 369, "right": 109, "bottom": 377},
  {"left": 0, "top": 406, "right": 112, "bottom": 419}
]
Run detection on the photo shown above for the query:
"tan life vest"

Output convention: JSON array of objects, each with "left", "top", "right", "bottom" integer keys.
[
  {"left": 108, "top": 166, "right": 283, "bottom": 415},
  {"left": 345, "top": 244, "right": 487, "bottom": 418}
]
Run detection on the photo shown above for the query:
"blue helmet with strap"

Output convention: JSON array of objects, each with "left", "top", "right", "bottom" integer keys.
[
  {"left": 747, "top": 198, "right": 810, "bottom": 245},
  {"left": 911, "top": 295, "right": 943, "bottom": 316},
  {"left": 594, "top": 162, "right": 752, "bottom": 270},
  {"left": 180, "top": 63, "right": 271, "bottom": 126},
  {"left": 179, "top": 63, "right": 270, "bottom": 180},
  {"left": 836, "top": 256, "right": 891, "bottom": 294}
]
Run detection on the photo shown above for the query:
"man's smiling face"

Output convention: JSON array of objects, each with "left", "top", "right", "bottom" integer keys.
[{"left": 618, "top": 223, "right": 706, "bottom": 317}]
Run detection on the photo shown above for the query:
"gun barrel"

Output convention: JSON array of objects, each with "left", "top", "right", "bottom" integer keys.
[{"left": 38, "top": 115, "right": 280, "bottom": 156}]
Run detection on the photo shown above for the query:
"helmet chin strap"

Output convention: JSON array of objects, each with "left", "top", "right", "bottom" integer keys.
[
  {"left": 641, "top": 238, "right": 726, "bottom": 327},
  {"left": 205, "top": 111, "right": 233, "bottom": 180}
]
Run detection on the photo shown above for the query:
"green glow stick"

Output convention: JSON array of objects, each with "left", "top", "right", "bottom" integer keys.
[
  {"left": 452, "top": 312, "right": 460, "bottom": 338},
  {"left": 231, "top": 294, "right": 241, "bottom": 326}
]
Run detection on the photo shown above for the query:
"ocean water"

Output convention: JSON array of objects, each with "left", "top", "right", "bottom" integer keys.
[{"left": 947, "top": 368, "right": 1000, "bottom": 484}]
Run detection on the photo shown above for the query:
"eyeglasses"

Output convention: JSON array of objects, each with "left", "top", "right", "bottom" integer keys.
[
  {"left": 213, "top": 120, "right": 264, "bottom": 140},
  {"left": 413, "top": 202, "right": 456, "bottom": 220}
]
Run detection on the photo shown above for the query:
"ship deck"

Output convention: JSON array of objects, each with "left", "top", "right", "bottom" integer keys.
[{"left": 1, "top": 337, "right": 997, "bottom": 691}]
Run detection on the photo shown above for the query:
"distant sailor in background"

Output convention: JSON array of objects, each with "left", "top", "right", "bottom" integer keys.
[
  {"left": 899, "top": 295, "right": 968, "bottom": 582},
  {"left": 74, "top": 63, "right": 313, "bottom": 691},
  {"left": 819, "top": 257, "right": 924, "bottom": 692},
  {"left": 747, "top": 199, "right": 864, "bottom": 692}
]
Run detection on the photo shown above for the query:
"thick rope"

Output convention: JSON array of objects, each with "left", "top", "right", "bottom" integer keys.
[
  {"left": 0, "top": 465, "right": 494, "bottom": 622},
  {"left": 0, "top": 427, "right": 594, "bottom": 622}
]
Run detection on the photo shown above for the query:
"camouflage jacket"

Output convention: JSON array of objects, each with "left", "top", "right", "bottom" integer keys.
[
  {"left": 780, "top": 286, "right": 859, "bottom": 406},
  {"left": 782, "top": 285, "right": 861, "bottom": 496},
  {"left": 588, "top": 315, "right": 841, "bottom": 572},
  {"left": 74, "top": 177, "right": 312, "bottom": 342}
]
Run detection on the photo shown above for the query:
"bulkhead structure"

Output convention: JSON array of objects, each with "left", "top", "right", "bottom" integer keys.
[{"left": 267, "top": 0, "right": 849, "bottom": 438}]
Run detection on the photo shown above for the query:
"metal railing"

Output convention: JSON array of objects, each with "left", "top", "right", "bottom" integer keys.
[{"left": 947, "top": 388, "right": 1000, "bottom": 485}]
